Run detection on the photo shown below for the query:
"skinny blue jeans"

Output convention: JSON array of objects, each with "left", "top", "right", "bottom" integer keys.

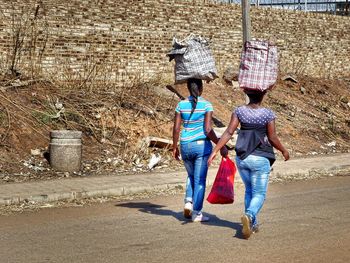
[
  {"left": 235, "top": 155, "right": 271, "bottom": 226},
  {"left": 181, "top": 140, "right": 212, "bottom": 212}
]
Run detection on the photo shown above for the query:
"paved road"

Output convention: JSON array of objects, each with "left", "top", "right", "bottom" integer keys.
[{"left": 1, "top": 176, "right": 349, "bottom": 263}]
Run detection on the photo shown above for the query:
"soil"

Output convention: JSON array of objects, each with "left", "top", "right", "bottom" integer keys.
[{"left": 0, "top": 74, "right": 349, "bottom": 184}]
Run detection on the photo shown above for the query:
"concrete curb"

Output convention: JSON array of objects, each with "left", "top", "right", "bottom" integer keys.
[
  {"left": 0, "top": 182, "right": 187, "bottom": 206},
  {"left": 270, "top": 164, "right": 350, "bottom": 183},
  {"left": 0, "top": 154, "right": 349, "bottom": 206}
]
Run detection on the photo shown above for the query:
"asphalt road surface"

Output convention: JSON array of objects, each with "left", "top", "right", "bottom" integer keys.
[{"left": 1, "top": 176, "right": 349, "bottom": 263}]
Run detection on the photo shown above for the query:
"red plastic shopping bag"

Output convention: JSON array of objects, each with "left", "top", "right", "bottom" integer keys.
[{"left": 207, "top": 157, "right": 236, "bottom": 204}]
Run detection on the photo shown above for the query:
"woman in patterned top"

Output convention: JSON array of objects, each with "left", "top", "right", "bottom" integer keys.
[
  {"left": 208, "top": 89, "right": 289, "bottom": 238},
  {"left": 172, "top": 78, "right": 227, "bottom": 222}
]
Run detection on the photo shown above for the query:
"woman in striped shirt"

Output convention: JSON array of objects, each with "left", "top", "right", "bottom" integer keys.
[{"left": 172, "top": 78, "right": 227, "bottom": 222}]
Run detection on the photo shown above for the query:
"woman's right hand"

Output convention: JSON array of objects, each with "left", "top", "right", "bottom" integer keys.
[
  {"left": 173, "top": 147, "right": 180, "bottom": 161},
  {"left": 220, "top": 146, "right": 228, "bottom": 158}
]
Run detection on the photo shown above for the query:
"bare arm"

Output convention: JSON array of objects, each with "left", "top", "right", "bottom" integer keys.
[
  {"left": 204, "top": 111, "right": 219, "bottom": 144},
  {"left": 172, "top": 112, "right": 182, "bottom": 160},
  {"left": 204, "top": 111, "right": 228, "bottom": 157},
  {"left": 208, "top": 112, "right": 239, "bottom": 165},
  {"left": 267, "top": 120, "right": 290, "bottom": 161}
]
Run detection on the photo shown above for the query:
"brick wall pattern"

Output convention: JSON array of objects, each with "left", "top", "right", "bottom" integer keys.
[{"left": 0, "top": 0, "right": 349, "bottom": 83}]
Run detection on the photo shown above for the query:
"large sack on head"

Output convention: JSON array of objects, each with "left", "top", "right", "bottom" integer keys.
[
  {"left": 238, "top": 39, "right": 278, "bottom": 92},
  {"left": 167, "top": 34, "right": 218, "bottom": 83}
]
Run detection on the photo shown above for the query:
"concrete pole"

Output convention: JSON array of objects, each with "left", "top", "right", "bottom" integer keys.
[
  {"left": 241, "top": 0, "right": 252, "bottom": 104},
  {"left": 305, "top": 0, "right": 308, "bottom": 12},
  {"left": 242, "top": 0, "right": 252, "bottom": 44}
]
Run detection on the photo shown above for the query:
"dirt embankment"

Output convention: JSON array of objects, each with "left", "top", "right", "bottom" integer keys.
[{"left": 0, "top": 74, "right": 349, "bottom": 183}]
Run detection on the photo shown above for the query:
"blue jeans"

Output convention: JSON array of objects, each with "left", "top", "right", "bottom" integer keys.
[
  {"left": 235, "top": 155, "right": 271, "bottom": 226},
  {"left": 181, "top": 140, "right": 212, "bottom": 212}
]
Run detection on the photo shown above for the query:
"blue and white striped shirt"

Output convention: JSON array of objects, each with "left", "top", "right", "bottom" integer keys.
[{"left": 175, "top": 96, "right": 213, "bottom": 144}]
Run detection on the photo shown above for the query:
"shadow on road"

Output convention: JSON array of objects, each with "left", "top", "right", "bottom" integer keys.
[
  {"left": 117, "top": 202, "right": 186, "bottom": 222},
  {"left": 116, "top": 202, "right": 244, "bottom": 239}
]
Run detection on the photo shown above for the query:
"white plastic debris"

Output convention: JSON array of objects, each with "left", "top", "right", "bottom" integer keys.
[
  {"left": 148, "top": 154, "right": 161, "bottom": 169},
  {"left": 326, "top": 141, "right": 336, "bottom": 147},
  {"left": 23, "top": 159, "right": 46, "bottom": 171},
  {"left": 30, "top": 149, "right": 41, "bottom": 156},
  {"left": 40, "top": 204, "right": 54, "bottom": 208},
  {"left": 54, "top": 99, "right": 63, "bottom": 110}
]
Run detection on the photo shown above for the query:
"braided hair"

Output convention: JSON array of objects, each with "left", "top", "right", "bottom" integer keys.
[{"left": 187, "top": 78, "right": 203, "bottom": 123}]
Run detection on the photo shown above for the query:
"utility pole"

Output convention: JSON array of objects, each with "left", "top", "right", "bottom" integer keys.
[
  {"left": 305, "top": 0, "right": 308, "bottom": 12},
  {"left": 242, "top": 0, "right": 252, "bottom": 44},
  {"left": 241, "top": 0, "right": 251, "bottom": 103}
]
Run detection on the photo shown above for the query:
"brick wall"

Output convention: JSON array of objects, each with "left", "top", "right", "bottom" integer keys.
[{"left": 0, "top": 0, "right": 349, "bottom": 83}]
